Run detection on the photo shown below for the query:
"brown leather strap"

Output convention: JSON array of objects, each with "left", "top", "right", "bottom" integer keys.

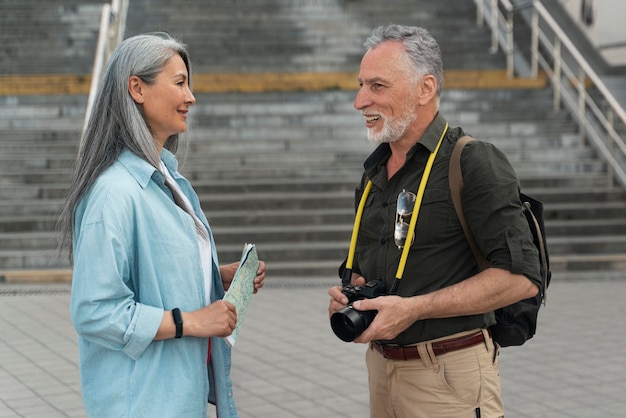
[
  {"left": 449, "top": 136, "right": 490, "bottom": 272},
  {"left": 371, "top": 330, "right": 488, "bottom": 361}
]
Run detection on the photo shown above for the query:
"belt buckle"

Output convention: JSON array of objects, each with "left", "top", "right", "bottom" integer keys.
[{"left": 384, "top": 343, "right": 402, "bottom": 360}]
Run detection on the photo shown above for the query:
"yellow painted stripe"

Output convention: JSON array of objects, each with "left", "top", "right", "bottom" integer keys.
[
  {"left": 0, "top": 269, "right": 73, "bottom": 283},
  {"left": 0, "top": 70, "right": 548, "bottom": 96},
  {"left": 0, "top": 74, "right": 92, "bottom": 95}
]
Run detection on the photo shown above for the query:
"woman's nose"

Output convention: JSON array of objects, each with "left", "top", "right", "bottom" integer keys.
[{"left": 186, "top": 89, "right": 196, "bottom": 105}]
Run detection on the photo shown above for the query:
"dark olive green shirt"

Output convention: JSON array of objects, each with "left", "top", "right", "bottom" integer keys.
[{"left": 350, "top": 113, "right": 541, "bottom": 345}]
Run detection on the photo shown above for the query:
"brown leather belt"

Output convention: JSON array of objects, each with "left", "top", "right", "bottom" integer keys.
[{"left": 371, "top": 330, "right": 488, "bottom": 361}]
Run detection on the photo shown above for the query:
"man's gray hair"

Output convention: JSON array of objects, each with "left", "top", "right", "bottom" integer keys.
[{"left": 364, "top": 25, "right": 444, "bottom": 96}]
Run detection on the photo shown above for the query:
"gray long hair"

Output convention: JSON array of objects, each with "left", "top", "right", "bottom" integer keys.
[
  {"left": 364, "top": 25, "right": 444, "bottom": 97},
  {"left": 58, "top": 32, "right": 199, "bottom": 262}
]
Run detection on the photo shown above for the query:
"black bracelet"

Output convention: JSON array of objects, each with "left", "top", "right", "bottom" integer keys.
[{"left": 172, "top": 308, "right": 183, "bottom": 338}]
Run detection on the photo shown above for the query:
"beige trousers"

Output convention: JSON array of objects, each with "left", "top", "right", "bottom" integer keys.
[{"left": 366, "top": 329, "right": 504, "bottom": 418}]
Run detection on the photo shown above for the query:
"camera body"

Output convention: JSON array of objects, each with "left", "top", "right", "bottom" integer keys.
[{"left": 330, "top": 280, "right": 386, "bottom": 342}]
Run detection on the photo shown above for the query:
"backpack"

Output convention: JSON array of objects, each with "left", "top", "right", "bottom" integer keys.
[{"left": 449, "top": 135, "right": 551, "bottom": 347}]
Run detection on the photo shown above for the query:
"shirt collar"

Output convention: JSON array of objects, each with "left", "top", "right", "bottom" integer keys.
[
  {"left": 117, "top": 148, "right": 179, "bottom": 189},
  {"left": 411, "top": 112, "right": 448, "bottom": 154}
]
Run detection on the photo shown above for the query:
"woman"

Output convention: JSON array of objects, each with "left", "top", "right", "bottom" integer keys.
[{"left": 58, "top": 33, "right": 265, "bottom": 417}]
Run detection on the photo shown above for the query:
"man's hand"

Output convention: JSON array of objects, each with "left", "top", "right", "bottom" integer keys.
[
  {"left": 351, "top": 295, "right": 420, "bottom": 344},
  {"left": 328, "top": 275, "right": 366, "bottom": 317}
]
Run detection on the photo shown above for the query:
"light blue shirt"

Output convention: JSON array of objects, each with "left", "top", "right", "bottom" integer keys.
[{"left": 70, "top": 149, "right": 237, "bottom": 417}]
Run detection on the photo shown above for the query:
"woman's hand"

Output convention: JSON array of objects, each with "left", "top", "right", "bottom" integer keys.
[
  {"left": 155, "top": 301, "right": 237, "bottom": 340},
  {"left": 184, "top": 301, "right": 237, "bottom": 338},
  {"left": 252, "top": 260, "right": 266, "bottom": 293},
  {"left": 219, "top": 263, "right": 238, "bottom": 291},
  {"left": 220, "top": 260, "right": 266, "bottom": 293}
]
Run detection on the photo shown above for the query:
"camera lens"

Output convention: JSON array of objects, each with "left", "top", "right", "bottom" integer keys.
[{"left": 330, "top": 306, "right": 376, "bottom": 342}]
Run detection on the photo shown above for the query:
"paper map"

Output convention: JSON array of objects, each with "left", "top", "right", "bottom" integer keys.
[{"left": 223, "top": 243, "right": 258, "bottom": 346}]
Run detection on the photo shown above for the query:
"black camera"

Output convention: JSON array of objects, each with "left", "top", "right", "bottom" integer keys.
[{"left": 330, "top": 280, "right": 386, "bottom": 342}]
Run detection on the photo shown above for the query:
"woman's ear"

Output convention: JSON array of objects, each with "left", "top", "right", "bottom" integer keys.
[{"left": 128, "top": 75, "right": 144, "bottom": 104}]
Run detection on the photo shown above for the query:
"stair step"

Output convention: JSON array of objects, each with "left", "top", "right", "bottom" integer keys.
[
  {"left": 212, "top": 224, "right": 353, "bottom": 245},
  {"left": 262, "top": 260, "right": 341, "bottom": 279},
  {"left": 0, "top": 216, "right": 58, "bottom": 233},
  {"left": 0, "top": 232, "right": 58, "bottom": 250},
  {"left": 523, "top": 187, "right": 626, "bottom": 203},
  {"left": 198, "top": 190, "right": 354, "bottom": 211},
  {"left": 546, "top": 219, "right": 626, "bottom": 236},
  {"left": 0, "top": 200, "right": 63, "bottom": 216},
  {"left": 520, "top": 173, "right": 611, "bottom": 188},
  {"left": 550, "top": 254, "right": 626, "bottom": 273},
  {"left": 0, "top": 249, "right": 67, "bottom": 270},
  {"left": 208, "top": 241, "right": 351, "bottom": 266},
  {"left": 543, "top": 201, "right": 626, "bottom": 220},
  {"left": 208, "top": 208, "right": 355, "bottom": 227},
  {"left": 548, "top": 235, "right": 626, "bottom": 254},
  {"left": 1, "top": 0, "right": 625, "bottom": 277}
]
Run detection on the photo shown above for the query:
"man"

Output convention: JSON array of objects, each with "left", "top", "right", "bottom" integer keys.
[{"left": 328, "top": 24, "right": 541, "bottom": 418}]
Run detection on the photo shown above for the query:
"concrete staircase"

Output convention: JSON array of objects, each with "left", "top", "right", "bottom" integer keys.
[
  {"left": 0, "top": 0, "right": 102, "bottom": 75},
  {"left": 2, "top": 88, "right": 626, "bottom": 281},
  {"left": 0, "top": 94, "right": 84, "bottom": 275},
  {"left": 124, "top": 0, "right": 504, "bottom": 73},
  {"left": 1, "top": 0, "right": 625, "bottom": 282},
  {"left": 181, "top": 88, "right": 626, "bottom": 279}
]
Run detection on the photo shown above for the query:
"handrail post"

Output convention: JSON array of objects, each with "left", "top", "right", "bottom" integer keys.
[
  {"left": 476, "top": 0, "right": 484, "bottom": 28},
  {"left": 608, "top": 109, "right": 615, "bottom": 187},
  {"left": 577, "top": 67, "right": 586, "bottom": 145},
  {"left": 490, "top": 0, "right": 498, "bottom": 53},
  {"left": 83, "top": 4, "right": 111, "bottom": 135},
  {"left": 553, "top": 39, "right": 561, "bottom": 111},
  {"left": 506, "top": 7, "right": 514, "bottom": 78},
  {"left": 82, "top": 0, "right": 128, "bottom": 137},
  {"left": 530, "top": 2, "right": 538, "bottom": 78},
  {"left": 111, "top": 0, "right": 128, "bottom": 46}
]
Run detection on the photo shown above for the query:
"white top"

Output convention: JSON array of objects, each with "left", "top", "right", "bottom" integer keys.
[{"left": 160, "top": 161, "right": 213, "bottom": 303}]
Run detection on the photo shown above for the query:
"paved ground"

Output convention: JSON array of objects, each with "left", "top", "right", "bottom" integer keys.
[{"left": 1, "top": 275, "right": 625, "bottom": 418}]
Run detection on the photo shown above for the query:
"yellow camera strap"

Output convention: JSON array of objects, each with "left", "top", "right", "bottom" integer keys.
[{"left": 344, "top": 124, "right": 448, "bottom": 293}]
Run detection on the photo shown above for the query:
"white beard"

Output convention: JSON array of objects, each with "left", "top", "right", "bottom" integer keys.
[
  {"left": 367, "top": 112, "right": 413, "bottom": 144},
  {"left": 365, "top": 99, "right": 416, "bottom": 145}
]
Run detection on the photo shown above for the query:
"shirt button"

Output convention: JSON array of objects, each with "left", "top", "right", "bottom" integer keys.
[
  {"left": 507, "top": 230, "right": 514, "bottom": 237},
  {"left": 382, "top": 202, "right": 389, "bottom": 208},
  {"left": 380, "top": 238, "right": 386, "bottom": 245}
]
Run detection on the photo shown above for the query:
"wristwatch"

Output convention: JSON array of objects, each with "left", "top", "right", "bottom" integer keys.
[{"left": 172, "top": 308, "right": 183, "bottom": 338}]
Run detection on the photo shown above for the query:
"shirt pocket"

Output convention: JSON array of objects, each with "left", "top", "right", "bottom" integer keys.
[
  {"left": 415, "top": 187, "right": 455, "bottom": 245},
  {"left": 358, "top": 187, "right": 387, "bottom": 244}
]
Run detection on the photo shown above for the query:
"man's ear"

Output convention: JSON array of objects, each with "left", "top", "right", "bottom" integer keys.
[
  {"left": 416, "top": 74, "right": 437, "bottom": 105},
  {"left": 128, "top": 75, "right": 144, "bottom": 104}
]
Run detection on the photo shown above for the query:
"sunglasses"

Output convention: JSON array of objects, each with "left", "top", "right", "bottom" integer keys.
[{"left": 394, "top": 189, "right": 416, "bottom": 249}]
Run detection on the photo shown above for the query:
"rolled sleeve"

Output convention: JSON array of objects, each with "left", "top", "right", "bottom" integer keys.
[
  {"left": 123, "top": 303, "right": 163, "bottom": 360},
  {"left": 461, "top": 141, "right": 541, "bottom": 287},
  {"left": 70, "top": 220, "right": 163, "bottom": 359},
  {"left": 71, "top": 197, "right": 161, "bottom": 361}
]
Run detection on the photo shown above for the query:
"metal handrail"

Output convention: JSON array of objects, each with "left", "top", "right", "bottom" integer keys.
[
  {"left": 475, "top": 0, "right": 626, "bottom": 188},
  {"left": 476, "top": 0, "right": 515, "bottom": 76},
  {"left": 82, "top": 0, "right": 128, "bottom": 134}
]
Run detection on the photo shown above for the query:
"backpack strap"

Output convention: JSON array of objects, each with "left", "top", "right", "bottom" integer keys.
[
  {"left": 520, "top": 195, "right": 549, "bottom": 304},
  {"left": 449, "top": 135, "right": 491, "bottom": 272},
  {"left": 450, "top": 137, "right": 549, "bottom": 304}
]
